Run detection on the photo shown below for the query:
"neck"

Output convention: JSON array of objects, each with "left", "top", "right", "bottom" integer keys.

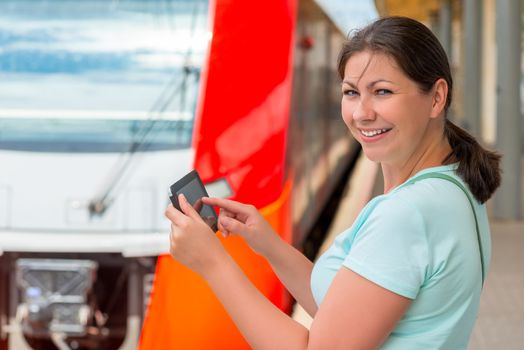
[{"left": 381, "top": 131, "right": 452, "bottom": 193}]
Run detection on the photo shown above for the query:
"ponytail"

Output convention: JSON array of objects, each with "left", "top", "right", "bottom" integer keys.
[{"left": 444, "top": 120, "right": 501, "bottom": 203}]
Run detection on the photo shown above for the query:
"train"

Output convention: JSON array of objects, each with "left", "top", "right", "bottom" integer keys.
[{"left": 0, "top": 0, "right": 359, "bottom": 349}]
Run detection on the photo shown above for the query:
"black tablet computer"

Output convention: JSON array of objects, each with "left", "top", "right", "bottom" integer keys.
[{"left": 169, "top": 170, "right": 218, "bottom": 232}]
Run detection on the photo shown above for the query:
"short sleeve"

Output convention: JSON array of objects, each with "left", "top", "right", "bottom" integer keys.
[{"left": 343, "top": 197, "right": 429, "bottom": 299}]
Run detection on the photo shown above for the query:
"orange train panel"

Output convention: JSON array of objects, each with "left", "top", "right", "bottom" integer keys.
[{"left": 139, "top": 180, "right": 293, "bottom": 349}]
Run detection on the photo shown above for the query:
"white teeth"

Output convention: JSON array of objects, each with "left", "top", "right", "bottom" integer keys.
[{"left": 361, "top": 128, "right": 389, "bottom": 137}]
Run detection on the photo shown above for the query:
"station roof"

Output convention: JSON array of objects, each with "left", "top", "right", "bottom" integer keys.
[{"left": 374, "top": 0, "right": 441, "bottom": 21}]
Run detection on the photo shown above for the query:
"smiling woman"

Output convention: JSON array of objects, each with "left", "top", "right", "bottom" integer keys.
[
  {"left": 340, "top": 51, "right": 451, "bottom": 188},
  {"left": 337, "top": 16, "right": 500, "bottom": 203},
  {"left": 164, "top": 16, "right": 501, "bottom": 350}
]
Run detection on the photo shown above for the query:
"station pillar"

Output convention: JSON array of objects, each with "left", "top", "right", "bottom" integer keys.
[
  {"left": 493, "top": 0, "right": 522, "bottom": 220},
  {"left": 439, "top": 0, "right": 452, "bottom": 58},
  {"left": 463, "top": 0, "right": 482, "bottom": 137}
]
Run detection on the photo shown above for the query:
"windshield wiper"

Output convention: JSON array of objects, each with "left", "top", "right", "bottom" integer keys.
[
  {"left": 88, "top": 0, "right": 204, "bottom": 217},
  {"left": 88, "top": 65, "right": 199, "bottom": 216}
]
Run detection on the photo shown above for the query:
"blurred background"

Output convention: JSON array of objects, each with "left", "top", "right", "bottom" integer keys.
[{"left": 0, "top": 0, "right": 522, "bottom": 349}]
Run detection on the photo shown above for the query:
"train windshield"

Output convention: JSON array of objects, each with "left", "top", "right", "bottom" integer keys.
[{"left": 0, "top": 0, "right": 209, "bottom": 152}]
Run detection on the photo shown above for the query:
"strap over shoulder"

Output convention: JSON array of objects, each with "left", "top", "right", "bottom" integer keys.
[{"left": 405, "top": 172, "right": 485, "bottom": 287}]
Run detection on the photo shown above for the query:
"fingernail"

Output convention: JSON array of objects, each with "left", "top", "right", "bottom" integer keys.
[{"left": 179, "top": 193, "right": 186, "bottom": 202}]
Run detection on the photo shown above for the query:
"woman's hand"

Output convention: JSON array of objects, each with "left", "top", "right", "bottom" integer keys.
[
  {"left": 165, "top": 194, "right": 227, "bottom": 277},
  {"left": 202, "top": 197, "right": 280, "bottom": 257}
]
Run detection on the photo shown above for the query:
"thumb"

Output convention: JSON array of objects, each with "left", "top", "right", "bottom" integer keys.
[
  {"left": 178, "top": 193, "right": 201, "bottom": 221},
  {"left": 220, "top": 216, "right": 248, "bottom": 236}
]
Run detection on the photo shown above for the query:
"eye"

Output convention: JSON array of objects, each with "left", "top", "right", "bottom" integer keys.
[
  {"left": 375, "top": 89, "right": 392, "bottom": 96},
  {"left": 343, "top": 89, "right": 359, "bottom": 97}
]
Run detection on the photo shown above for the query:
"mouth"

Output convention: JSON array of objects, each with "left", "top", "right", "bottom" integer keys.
[{"left": 359, "top": 128, "right": 392, "bottom": 138}]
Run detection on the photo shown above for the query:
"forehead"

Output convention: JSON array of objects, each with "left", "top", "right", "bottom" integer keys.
[{"left": 343, "top": 51, "right": 405, "bottom": 83}]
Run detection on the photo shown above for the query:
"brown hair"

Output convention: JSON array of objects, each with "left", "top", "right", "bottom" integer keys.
[{"left": 337, "top": 16, "right": 500, "bottom": 203}]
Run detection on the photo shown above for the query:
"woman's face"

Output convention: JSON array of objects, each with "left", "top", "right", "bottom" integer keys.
[{"left": 341, "top": 51, "right": 439, "bottom": 168}]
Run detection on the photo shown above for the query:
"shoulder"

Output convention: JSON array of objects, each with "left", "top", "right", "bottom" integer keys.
[
  {"left": 345, "top": 170, "right": 487, "bottom": 298},
  {"left": 347, "top": 194, "right": 430, "bottom": 298},
  {"left": 365, "top": 193, "right": 425, "bottom": 232},
  {"left": 384, "top": 172, "right": 473, "bottom": 220}
]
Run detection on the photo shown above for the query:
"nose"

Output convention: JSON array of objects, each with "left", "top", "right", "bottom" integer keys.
[{"left": 352, "top": 96, "right": 375, "bottom": 122}]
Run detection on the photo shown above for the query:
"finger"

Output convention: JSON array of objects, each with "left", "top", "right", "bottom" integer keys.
[
  {"left": 169, "top": 225, "right": 178, "bottom": 255},
  {"left": 219, "top": 208, "right": 236, "bottom": 219},
  {"left": 219, "top": 216, "right": 248, "bottom": 236},
  {"left": 216, "top": 208, "right": 236, "bottom": 234},
  {"left": 165, "top": 204, "right": 188, "bottom": 225},
  {"left": 217, "top": 220, "right": 229, "bottom": 236},
  {"left": 202, "top": 197, "right": 252, "bottom": 216},
  {"left": 178, "top": 193, "right": 202, "bottom": 221}
]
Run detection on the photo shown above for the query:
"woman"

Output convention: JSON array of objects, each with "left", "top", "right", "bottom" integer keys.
[{"left": 165, "top": 17, "right": 501, "bottom": 349}]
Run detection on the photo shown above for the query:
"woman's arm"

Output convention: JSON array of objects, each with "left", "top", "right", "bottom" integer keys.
[
  {"left": 203, "top": 250, "right": 310, "bottom": 350},
  {"left": 203, "top": 197, "right": 318, "bottom": 316},
  {"left": 206, "top": 260, "right": 411, "bottom": 350},
  {"left": 308, "top": 267, "right": 411, "bottom": 350},
  {"left": 167, "top": 195, "right": 412, "bottom": 350}
]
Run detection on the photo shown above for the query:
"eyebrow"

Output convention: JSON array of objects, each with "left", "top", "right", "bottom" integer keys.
[{"left": 341, "top": 79, "right": 396, "bottom": 89}]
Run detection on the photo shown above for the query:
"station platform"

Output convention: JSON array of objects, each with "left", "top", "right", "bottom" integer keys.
[
  {"left": 292, "top": 153, "right": 524, "bottom": 350},
  {"left": 469, "top": 155, "right": 524, "bottom": 350}
]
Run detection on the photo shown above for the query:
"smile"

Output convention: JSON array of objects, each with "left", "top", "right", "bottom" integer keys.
[{"left": 359, "top": 128, "right": 391, "bottom": 137}]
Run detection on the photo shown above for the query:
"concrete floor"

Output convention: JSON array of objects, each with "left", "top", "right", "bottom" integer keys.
[
  {"left": 468, "top": 220, "right": 524, "bottom": 350},
  {"left": 470, "top": 156, "right": 524, "bottom": 350}
]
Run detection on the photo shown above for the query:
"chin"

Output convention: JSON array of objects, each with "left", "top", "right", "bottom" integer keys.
[{"left": 361, "top": 149, "right": 384, "bottom": 163}]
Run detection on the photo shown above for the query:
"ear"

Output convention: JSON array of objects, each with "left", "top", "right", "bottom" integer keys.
[{"left": 429, "top": 78, "right": 448, "bottom": 119}]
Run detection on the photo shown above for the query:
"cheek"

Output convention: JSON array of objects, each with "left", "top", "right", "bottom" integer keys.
[{"left": 340, "top": 99, "right": 354, "bottom": 127}]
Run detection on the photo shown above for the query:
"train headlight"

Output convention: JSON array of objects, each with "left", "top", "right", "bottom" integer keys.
[
  {"left": 204, "top": 177, "right": 233, "bottom": 198},
  {"left": 15, "top": 259, "right": 97, "bottom": 336}
]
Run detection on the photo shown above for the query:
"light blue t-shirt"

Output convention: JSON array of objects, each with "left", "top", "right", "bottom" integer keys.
[{"left": 310, "top": 164, "right": 491, "bottom": 349}]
